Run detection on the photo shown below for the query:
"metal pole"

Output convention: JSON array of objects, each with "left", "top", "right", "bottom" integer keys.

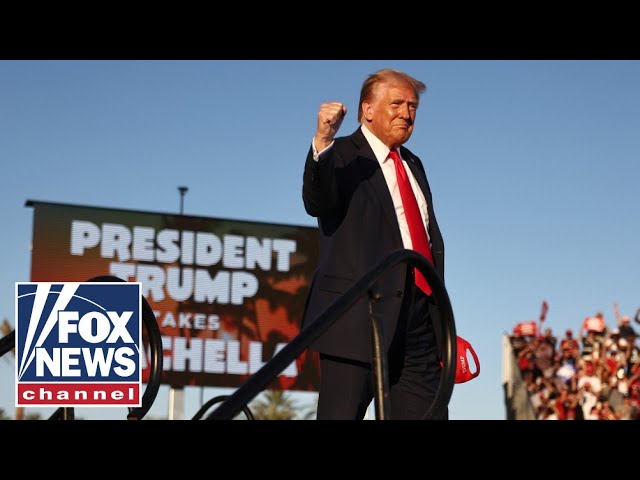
[
  {"left": 369, "top": 292, "right": 390, "bottom": 420},
  {"left": 169, "top": 186, "right": 189, "bottom": 420},
  {"left": 178, "top": 186, "right": 188, "bottom": 215}
]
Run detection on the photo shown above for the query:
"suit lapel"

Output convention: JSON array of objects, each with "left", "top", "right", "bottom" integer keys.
[
  {"left": 401, "top": 146, "right": 436, "bottom": 233},
  {"left": 349, "top": 129, "right": 402, "bottom": 244},
  {"left": 400, "top": 146, "right": 430, "bottom": 201}
]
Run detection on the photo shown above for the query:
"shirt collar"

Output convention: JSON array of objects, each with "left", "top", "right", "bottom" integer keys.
[{"left": 360, "top": 124, "right": 400, "bottom": 164}]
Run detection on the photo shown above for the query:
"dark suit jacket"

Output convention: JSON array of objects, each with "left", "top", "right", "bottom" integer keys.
[{"left": 301, "top": 127, "right": 445, "bottom": 363}]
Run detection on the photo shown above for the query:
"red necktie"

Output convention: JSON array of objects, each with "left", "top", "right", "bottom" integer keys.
[{"left": 389, "top": 149, "right": 433, "bottom": 295}]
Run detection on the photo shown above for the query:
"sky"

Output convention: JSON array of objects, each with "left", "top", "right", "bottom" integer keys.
[{"left": 0, "top": 59, "right": 639, "bottom": 421}]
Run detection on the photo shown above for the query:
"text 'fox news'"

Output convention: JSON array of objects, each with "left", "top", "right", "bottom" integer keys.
[{"left": 15, "top": 282, "right": 142, "bottom": 407}]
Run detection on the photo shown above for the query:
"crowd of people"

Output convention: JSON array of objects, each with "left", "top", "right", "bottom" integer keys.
[{"left": 510, "top": 304, "right": 640, "bottom": 420}]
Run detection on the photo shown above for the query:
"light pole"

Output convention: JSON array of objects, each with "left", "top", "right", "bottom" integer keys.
[
  {"left": 169, "top": 186, "right": 189, "bottom": 420},
  {"left": 178, "top": 186, "right": 188, "bottom": 215}
]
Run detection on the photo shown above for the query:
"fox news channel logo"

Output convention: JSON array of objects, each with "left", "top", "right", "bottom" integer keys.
[{"left": 15, "top": 282, "right": 142, "bottom": 408}]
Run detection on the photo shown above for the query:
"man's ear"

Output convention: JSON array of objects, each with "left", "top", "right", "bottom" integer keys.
[{"left": 362, "top": 101, "right": 373, "bottom": 121}]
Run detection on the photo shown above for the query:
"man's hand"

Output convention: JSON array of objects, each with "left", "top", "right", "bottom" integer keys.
[{"left": 314, "top": 102, "right": 347, "bottom": 152}]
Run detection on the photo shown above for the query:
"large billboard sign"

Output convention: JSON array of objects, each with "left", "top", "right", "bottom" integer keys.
[{"left": 26, "top": 200, "right": 320, "bottom": 392}]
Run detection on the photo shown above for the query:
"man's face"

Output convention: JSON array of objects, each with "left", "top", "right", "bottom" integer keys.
[{"left": 362, "top": 81, "right": 419, "bottom": 149}]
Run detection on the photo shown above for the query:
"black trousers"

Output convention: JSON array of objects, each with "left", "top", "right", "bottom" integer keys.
[{"left": 316, "top": 287, "right": 446, "bottom": 420}]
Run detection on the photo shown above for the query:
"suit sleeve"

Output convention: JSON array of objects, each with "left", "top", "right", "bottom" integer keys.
[{"left": 302, "top": 145, "right": 342, "bottom": 217}]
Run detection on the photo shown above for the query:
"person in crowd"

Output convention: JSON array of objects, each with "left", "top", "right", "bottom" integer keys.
[{"left": 614, "top": 303, "right": 637, "bottom": 343}]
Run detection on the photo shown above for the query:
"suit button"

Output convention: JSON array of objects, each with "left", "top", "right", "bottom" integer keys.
[{"left": 396, "top": 290, "right": 403, "bottom": 297}]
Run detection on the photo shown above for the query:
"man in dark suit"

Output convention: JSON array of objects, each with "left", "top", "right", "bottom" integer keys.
[{"left": 301, "top": 69, "right": 447, "bottom": 420}]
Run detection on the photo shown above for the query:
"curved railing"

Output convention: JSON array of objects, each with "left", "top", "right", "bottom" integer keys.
[
  {"left": 2, "top": 250, "right": 455, "bottom": 421},
  {"left": 206, "top": 249, "right": 457, "bottom": 421},
  {"left": 0, "top": 330, "right": 15, "bottom": 358},
  {"left": 192, "top": 395, "right": 255, "bottom": 420}
]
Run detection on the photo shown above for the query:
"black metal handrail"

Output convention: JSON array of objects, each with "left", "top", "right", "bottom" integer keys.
[
  {"left": 192, "top": 395, "right": 255, "bottom": 420},
  {"left": 0, "top": 330, "right": 15, "bottom": 358},
  {"left": 369, "top": 292, "right": 391, "bottom": 419},
  {"left": 48, "top": 407, "right": 75, "bottom": 420},
  {"left": 206, "top": 249, "right": 457, "bottom": 421}
]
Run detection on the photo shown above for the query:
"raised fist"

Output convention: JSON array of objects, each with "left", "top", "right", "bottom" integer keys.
[{"left": 314, "top": 102, "right": 347, "bottom": 152}]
